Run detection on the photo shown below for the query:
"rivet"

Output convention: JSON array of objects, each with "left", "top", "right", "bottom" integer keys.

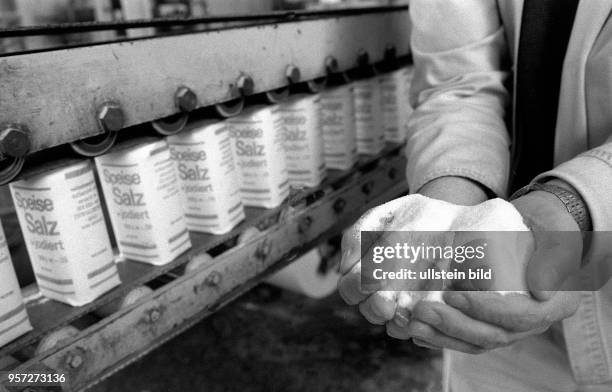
[
  {"left": 0, "top": 124, "right": 31, "bottom": 158},
  {"left": 388, "top": 167, "right": 397, "bottom": 180},
  {"left": 175, "top": 86, "right": 198, "bottom": 112},
  {"left": 148, "top": 308, "right": 161, "bottom": 323},
  {"left": 97, "top": 102, "right": 124, "bottom": 132},
  {"left": 362, "top": 181, "right": 374, "bottom": 195},
  {"left": 66, "top": 353, "right": 83, "bottom": 369}
]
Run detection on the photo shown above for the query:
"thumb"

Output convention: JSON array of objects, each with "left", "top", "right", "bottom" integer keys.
[
  {"left": 514, "top": 191, "right": 583, "bottom": 301},
  {"left": 526, "top": 230, "right": 582, "bottom": 300}
]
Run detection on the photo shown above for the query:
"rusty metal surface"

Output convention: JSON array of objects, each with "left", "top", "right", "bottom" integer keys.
[
  {"left": 0, "top": 149, "right": 407, "bottom": 392},
  {"left": 0, "top": 10, "right": 410, "bottom": 153}
]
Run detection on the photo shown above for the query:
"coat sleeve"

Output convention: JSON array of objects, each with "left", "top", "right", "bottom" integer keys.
[{"left": 406, "top": 0, "right": 512, "bottom": 197}]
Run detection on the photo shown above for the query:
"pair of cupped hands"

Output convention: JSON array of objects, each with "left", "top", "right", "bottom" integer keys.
[{"left": 338, "top": 177, "right": 584, "bottom": 354}]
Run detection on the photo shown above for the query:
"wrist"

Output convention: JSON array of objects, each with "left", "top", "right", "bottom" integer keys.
[{"left": 418, "top": 176, "right": 491, "bottom": 206}]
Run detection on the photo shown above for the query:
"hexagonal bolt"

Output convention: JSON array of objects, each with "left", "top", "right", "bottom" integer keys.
[
  {"left": 357, "top": 50, "right": 370, "bottom": 67},
  {"left": 175, "top": 86, "right": 198, "bottom": 112},
  {"left": 236, "top": 75, "right": 255, "bottom": 96},
  {"left": 66, "top": 352, "right": 84, "bottom": 369},
  {"left": 333, "top": 198, "right": 346, "bottom": 214},
  {"left": 325, "top": 56, "right": 339, "bottom": 74},
  {"left": 148, "top": 308, "right": 161, "bottom": 323},
  {"left": 384, "top": 45, "right": 397, "bottom": 62},
  {"left": 204, "top": 271, "right": 222, "bottom": 287},
  {"left": 97, "top": 102, "right": 125, "bottom": 132},
  {"left": 0, "top": 124, "right": 31, "bottom": 158},
  {"left": 286, "top": 65, "right": 301, "bottom": 84}
]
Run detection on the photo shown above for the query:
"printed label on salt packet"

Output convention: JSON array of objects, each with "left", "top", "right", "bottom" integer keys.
[
  {"left": 0, "top": 222, "right": 32, "bottom": 348},
  {"left": 380, "top": 68, "right": 414, "bottom": 143},
  {"left": 227, "top": 105, "right": 290, "bottom": 209},
  {"left": 96, "top": 139, "right": 191, "bottom": 266},
  {"left": 11, "top": 161, "right": 119, "bottom": 306},
  {"left": 276, "top": 94, "right": 327, "bottom": 188},
  {"left": 319, "top": 85, "right": 358, "bottom": 170},
  {"left": 353, "top": 77, "right": 385, "bottom": 155},
  {"left": 168, "top": 120, "right": 245, "bottom": 234}
]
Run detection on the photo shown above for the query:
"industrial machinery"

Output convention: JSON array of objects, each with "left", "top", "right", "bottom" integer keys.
[{"left": 0, "top": 5, "right": 411, "bottom": 391}]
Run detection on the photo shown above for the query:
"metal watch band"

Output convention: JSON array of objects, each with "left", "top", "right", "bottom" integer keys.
[{"left": 510, "top": 182, "right": 592, "bottom": 231}]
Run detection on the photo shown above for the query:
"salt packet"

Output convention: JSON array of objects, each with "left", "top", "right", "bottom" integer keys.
[
  {"left": 95, "top": 139, "right": 191, "bottom": 265},
  {"left": 167, "top": 120, "right": 245, "bottom": 234},
  {"left": 276, "top": 94, "right": 327, "bottom": 187},
  {"left": 226, "top": 105, "right": 290, "bottom": 208},
  {"left": 11, "top": 161, "right": 120, "bottom": 306},
  {"left": 319, "top": 84, "right": 358, "bottom": 170}
]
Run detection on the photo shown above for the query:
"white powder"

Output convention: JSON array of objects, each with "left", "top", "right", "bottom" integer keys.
[
  {"left": 353, "top": 77, "right": 385, "bottom": 155},
  {"left": 227, "top": 105, "right": 290, "bottom": 208},
  {"left": 10, "top": 161, "right": 120, "bottom": 306},
  {"left": 380, "top": 66, "right": 415, "bottom": 143},
  {"left": 95, "top": 139, "right": 191, "bottom": 265},
  {"left": 319, "top": 85, "right": 358, "bottom": 170},
  {"left": 277, "top": 94, "right": 327, "bottom": 188},
  {"left": 167, "top": 120, "right": 245, "bottom": 234},
  {"left": 0, "top": 222, "right": 32, "bottom": 348}
]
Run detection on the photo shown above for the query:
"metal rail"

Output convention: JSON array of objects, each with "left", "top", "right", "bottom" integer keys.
[
  {"left": 0, "top": 6, "right": 407, "bottom": 38},
  {"left": 0, "top": 9, "right": 410, "bottom": 154},
  {"left": 0, "top": 147, "right": 408, "bottom": 392}
]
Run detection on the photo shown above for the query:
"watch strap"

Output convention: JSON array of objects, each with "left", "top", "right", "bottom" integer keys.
[{"left": 510, "top": 182, "right": 592, "bottom": 231}]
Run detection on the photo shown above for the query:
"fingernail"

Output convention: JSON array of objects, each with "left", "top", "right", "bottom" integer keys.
[
  {"left": 416, "top": 308, "right": 441, "bottom": 326},
  {"left": 445, "top": 293, "right": 469, "bottom": 311}
]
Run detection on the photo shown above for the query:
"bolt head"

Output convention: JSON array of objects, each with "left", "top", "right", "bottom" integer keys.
[
  {"left": 357, "top": 50, "right": 370, "bottom": 67},
  {"left": 0, "top": 125, "right": 30, "bottom": 157},
  {"left": 97, "top": 103, "right": 124, "bottom": 132},
  {"left": 175, "top": 87, "right": 197, "bottom": 112},
  {"left": 325, "top": 56, "right": 339, "bottom": 74},
  {"left": 237, "top": 75, "right": 255, "bottom": 96},
  {"left": 384, "top": 45, "right": 397, "bottom": 62},
  {"left": 286, "top": 66, "right": 301, "bottom": 84}
]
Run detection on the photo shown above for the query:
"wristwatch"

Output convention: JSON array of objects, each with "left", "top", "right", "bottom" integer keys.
[{"left": 510, "top": 182, "right": 592, "bottom": 231}]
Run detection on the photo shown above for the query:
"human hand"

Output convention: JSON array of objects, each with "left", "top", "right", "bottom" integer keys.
[{"left": 403, "top": 186, "right": 583, "bottom": 353}]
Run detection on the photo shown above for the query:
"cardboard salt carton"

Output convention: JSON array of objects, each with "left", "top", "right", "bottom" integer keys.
[
  {"left": 226, "top": 105, "right": 290, "bottom": 208},
  {"left": 380, "top": 66, "right": 415, "bottom": 143},
  {"left": 353, "top": 77, "right": 385, "bottom": 155},
  {"left": 10, "top": 161, "right": 120, "bottom": 306},
  {"left": 276, "top": 94, "right": 327, "bottom": 188},
  {"left": 0, "top": 222, "right": 32, "bottom": 347},
  {"left": 319, "top": 85, "right": 358, "bottom": 170},
  {"left": 167, "top": 120, "right": 245, "bottom": 234},
  {"left": 95, "top": 139, "right": 191, "bottom": 265}
]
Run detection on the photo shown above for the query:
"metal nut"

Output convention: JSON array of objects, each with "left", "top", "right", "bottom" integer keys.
[
  {"left": 384, "top": 45, "right": 397, "bottom": 62},
  {"left": 286, "top": 65, "right": 301, "bottom": 84},
  {"left": 97, "top": 102, "right": 124, "bottom": 132},
  {"left": 0, "top": 124, "right": 31, "bottom": 158},
  {"left": 204, "top": 271, "right": 222, "bottom": 287},
  {"left": 237, "top": 75, "right": 255, "bottom": 96},
  {"left": 357, "top": 50, "right": 370, "bottom": 67},
  {"left": 325, "top": 56, "right": 339, "bottom": 74},
  {"left": 175, "top": 86, "right": 198, "bottom": 112}
]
